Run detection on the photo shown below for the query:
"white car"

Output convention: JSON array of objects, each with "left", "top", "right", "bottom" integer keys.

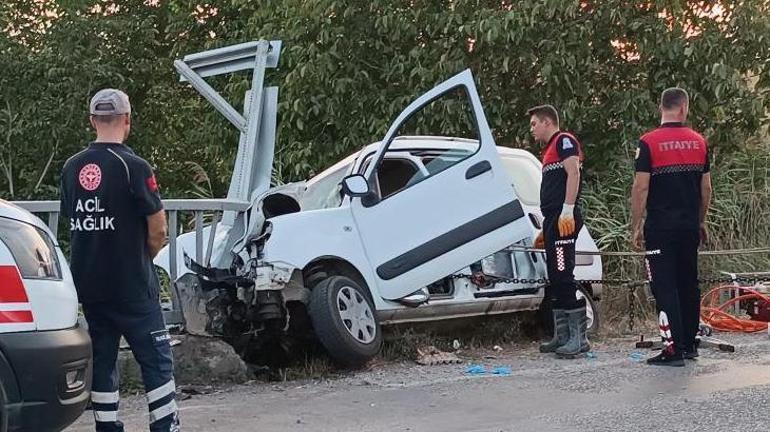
[
  {"left": 159, "top": 70, "right": 602, "bottom": 367},
  {"left": 0, "top": 200, "right": 91, "bottom": 431}
]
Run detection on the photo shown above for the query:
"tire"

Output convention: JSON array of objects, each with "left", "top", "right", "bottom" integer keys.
[
  {"left": 308, "top": 275, "right": 382, "bottom": 367},
  {"left": 304, "top": 265, "right": 329, "bottom": 289},
  {"left": 577, "top": 285, "right": 601, "bottom": 335},
  {"left": 538, "top": 295, "right": 555, "bottom": 336},
  {"left": 0, "top": 378, "right": 7, "bottom": 432}
]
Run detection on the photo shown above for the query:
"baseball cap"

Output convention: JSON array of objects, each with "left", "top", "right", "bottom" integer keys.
[{"left": 89, "top": 89, "right": 131, "bottom": 116}]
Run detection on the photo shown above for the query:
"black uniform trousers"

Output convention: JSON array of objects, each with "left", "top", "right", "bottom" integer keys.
[
  {"left": 644, "top": 229, "right": 701, "bottom": 354},
  {"left": 83, "top": 300, "right": 179, "bottom": 432},
  {"left": 542, "top": 208, "right": 584, "bottom": 310}
]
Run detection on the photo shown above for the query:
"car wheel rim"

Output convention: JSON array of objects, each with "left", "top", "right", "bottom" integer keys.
[
  {"left": 576, "top": 290, "right": 594, "bottom": 330},
  {"left": 336, "top": 286, "right": 377, "bottom": 344}
]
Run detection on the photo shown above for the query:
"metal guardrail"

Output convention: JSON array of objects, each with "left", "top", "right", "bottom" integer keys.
[{"left": 13, "top": 198, "right": 250, "bottom": 325}]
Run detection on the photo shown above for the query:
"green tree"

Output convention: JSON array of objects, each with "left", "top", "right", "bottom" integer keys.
[{"left": 1, "top": 0, "right": 768, "bottom": 198}]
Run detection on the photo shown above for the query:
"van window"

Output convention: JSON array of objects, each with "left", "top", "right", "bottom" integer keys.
[{"left": 501, "top": 157, "right": 541, "bottom": 206}]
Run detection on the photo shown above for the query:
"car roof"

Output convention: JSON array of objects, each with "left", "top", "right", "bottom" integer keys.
[{"left": 307, "top": 136, "right": 540, "bottom": 185}]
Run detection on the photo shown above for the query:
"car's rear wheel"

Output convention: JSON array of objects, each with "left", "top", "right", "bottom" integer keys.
[
  {"left": 577, "top": 286, "right": 600, "bottom": 335},
  {"left": 539, "top": 284, "right": 600, "bottom": 335},
  {"left": 308, "top": 275, "right": 382, "bottom": 367}
]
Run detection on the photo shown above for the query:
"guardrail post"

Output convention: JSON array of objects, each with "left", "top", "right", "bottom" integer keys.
[
  {"left": 47, "top": 212, "right": 59, "bottom": 237},
  {"left": 168, "top": 210, "right": 178, "bottom": 282},
  {"left": 194, "top": 210, "right": 203, "bottom": 263},
  {"left": 205, "top": 212, "right": 220, "bottom": 267}
]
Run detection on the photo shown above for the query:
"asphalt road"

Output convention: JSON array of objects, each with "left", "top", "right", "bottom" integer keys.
[{"left": 67, "top": 332, "right": 770, "bottom": 432}]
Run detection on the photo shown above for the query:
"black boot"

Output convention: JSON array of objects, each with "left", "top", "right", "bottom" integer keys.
[
  {"left": 539, "top": 309, "right": 568, "bottom": 353},
  {"left": 555, "top": 305, "right": 590, "bottom": 358},
  {"left": 683, "top": 346, "right": 699, "bottom": 360},
  {"left": 647, "top": 349, "right": 685, "bottom": 367}
]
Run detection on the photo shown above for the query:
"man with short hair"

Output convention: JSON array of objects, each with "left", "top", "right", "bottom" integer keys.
[
  {"left": 60, "top": 89, "right": 180, "bottom": 431},
  {"left": 528, "top": 104, "right": 590, "bottom": 358},
  {"left": 631, "top": 87, "right": 712, "bottom": 367}
]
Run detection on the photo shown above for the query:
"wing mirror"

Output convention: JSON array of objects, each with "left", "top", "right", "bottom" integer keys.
[{"left": 341, "top": 174, "right": 371, "bottom": 198}]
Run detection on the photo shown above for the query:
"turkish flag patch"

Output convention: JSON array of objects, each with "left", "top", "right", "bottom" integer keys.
[{"left": 146, "top": 175, "right": 159, "bottom": 192}]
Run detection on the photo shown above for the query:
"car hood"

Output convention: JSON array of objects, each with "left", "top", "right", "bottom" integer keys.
[{"left": 155, "top": 182, "right": 306, "bottom": 280}]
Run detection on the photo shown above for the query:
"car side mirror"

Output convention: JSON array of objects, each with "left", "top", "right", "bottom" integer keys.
[{"left": 341, "top": 174, "right": 371, "bottom": 198}]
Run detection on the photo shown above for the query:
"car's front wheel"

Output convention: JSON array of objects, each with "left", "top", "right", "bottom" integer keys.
[{"left": 308, "top": 275, "right": 382, "bottom": 367}]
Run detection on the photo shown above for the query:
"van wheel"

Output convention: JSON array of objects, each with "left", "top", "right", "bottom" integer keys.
[{"left": 308, "top": 275, "right": 382, "bottom": 367}]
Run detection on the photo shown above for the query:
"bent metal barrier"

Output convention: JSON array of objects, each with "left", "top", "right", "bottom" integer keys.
[{"left": 13, "top": 40, "right": 284, "bottom": 326}]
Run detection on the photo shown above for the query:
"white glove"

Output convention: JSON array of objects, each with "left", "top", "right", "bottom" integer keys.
[{"left": 558, "top": 203, "right": 576, "bottom": 237}]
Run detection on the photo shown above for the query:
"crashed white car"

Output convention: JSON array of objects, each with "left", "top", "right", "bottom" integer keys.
[{"left": 158, "top": 70, "right": 602, "bottom": 366}]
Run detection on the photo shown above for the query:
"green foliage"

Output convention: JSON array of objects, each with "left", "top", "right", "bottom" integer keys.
[
  {"left": 582, "top": 143, "right": 770, "bottom": 323},
  {"left": 2, "top": 1, "right": 770, "bottom": 327},
  {"left": 1, "top": 0, "right": 769, "bottom": 217}
]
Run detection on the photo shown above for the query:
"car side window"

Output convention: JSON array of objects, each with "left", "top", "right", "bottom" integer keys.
[
  {"left": 366, "top": 87, "right": 480, "bottom": 203},
  {"left": 359, "top": 154, "right": 424, "bottom": 200},
  {"left": 377, "top": 158, "right": 421, "bottom": 198}
]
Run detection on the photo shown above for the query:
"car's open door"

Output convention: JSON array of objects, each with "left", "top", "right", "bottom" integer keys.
[{"left": 348, "top": 70, "right": 531, "bottom": 301}]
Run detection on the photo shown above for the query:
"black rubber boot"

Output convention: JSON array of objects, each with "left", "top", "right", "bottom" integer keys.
[
  {"left": 555, "top": 306, "right": 590, "bottom": 358},
  {"left": 539, "top": 309, "right": 568, "bottom": 353},
  {"left": 683, "top": 346, "right": 699, "bottom": 360}
]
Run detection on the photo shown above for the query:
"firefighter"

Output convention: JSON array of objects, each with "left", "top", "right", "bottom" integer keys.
[
  {"left": 631, "top": 88, "right": 712, "bottom": 367},
  {"left": 528, "top": 104, "right": 590, "bottom": 358},
  {"left": 60, "top": 89, "right": 180, "bottom": 431}
]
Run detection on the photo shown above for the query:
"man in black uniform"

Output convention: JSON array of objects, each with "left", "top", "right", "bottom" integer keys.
[
  {"left": 528, "top": 105, "right": 590, "bottom": 358},
  {"left": 60, "top": 89, "right": 179, "bottom": 431},
  {"left": 631, "top": 88, "right": 712, "bottom": 367}
]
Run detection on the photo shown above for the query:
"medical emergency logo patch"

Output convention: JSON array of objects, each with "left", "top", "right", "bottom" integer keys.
[
  {"left": 146, "top": 175, "right": 158, "bottom": 192},
  {"left": 79, "top": 164, "right": 102, "bottom": 191}
]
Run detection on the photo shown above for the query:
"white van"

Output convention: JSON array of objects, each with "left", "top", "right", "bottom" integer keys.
[{"left": 0, "top": 200, "right": 91, "bottom": 431}]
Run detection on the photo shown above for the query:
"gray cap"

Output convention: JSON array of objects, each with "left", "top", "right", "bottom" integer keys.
[{"left": 89, "top": 89, "right": 131, "bottom": 116}]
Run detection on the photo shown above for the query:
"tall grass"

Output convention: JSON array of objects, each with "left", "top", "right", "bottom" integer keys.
[{"left": 582, "top": 146, "right": 770, "bottom": 328}]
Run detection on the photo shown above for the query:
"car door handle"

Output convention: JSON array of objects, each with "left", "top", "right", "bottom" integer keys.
[{"left": 465, "top": 160, "right": 492, "bottom": 179}]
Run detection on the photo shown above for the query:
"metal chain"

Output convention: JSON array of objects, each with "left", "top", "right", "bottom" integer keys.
[
  {"left": 450, "top": 246, "right": 770, "bottom": 330},
  {"left": 450, "top": 273, "right": 770, "bottom": 287},
  {"left": 628, "top": 288, "right": 636, "bottom": 331},
  {"left": 450, "top": 273, "right": 770, "bottom": 331},
  {"left": 504, "top": 245, "right": 770, "bottom": 257}
]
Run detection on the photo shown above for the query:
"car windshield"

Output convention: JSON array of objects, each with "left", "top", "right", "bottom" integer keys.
[{"left": 302, "top": 163, "right": 352, "bottom": 210}]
